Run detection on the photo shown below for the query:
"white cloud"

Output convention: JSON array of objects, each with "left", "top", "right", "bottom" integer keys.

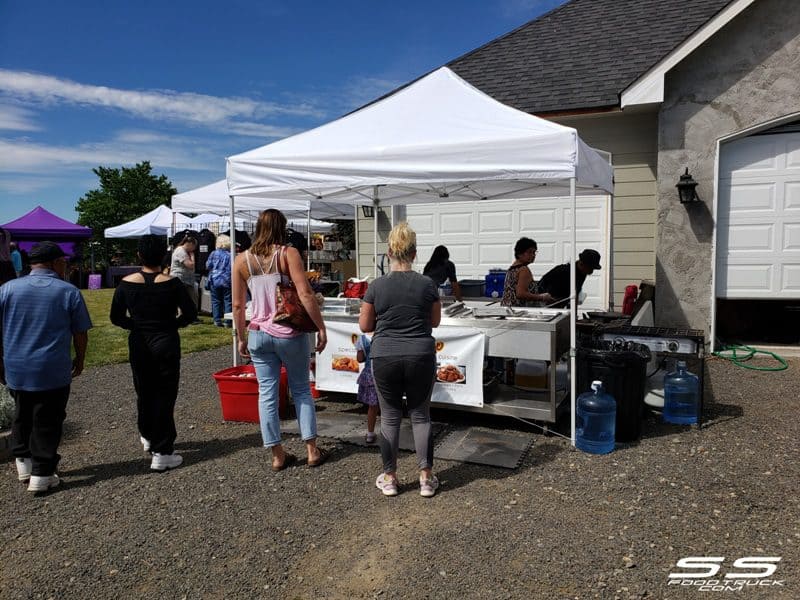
[
  {"left": 0, "top": 103, "right": 41, "bottom": 132},
  {"left": 0, "top": 138, "right": 215, "bottom": 173},
  {"left": 0, "top": 69, "right": 322, "bottom": 136}
]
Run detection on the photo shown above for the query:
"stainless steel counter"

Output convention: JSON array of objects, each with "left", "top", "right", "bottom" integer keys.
[{"left": 319, "top": 300, "right": 571, "bottom": 422}]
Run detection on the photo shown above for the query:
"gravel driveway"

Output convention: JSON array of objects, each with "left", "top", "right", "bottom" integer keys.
[{"left": 1, "top": 346, "right": 797, "bottom": 599}]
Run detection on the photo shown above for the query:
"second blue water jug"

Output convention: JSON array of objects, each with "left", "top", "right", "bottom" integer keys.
[
  {"left": 663, "top": 361, "right": 700, "bottom": 424},
  {"left": 576, "top": 380, "right": 616, "bottom": 454}
]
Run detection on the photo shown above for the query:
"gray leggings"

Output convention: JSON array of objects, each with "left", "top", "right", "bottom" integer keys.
[{"left": 371, "top": 354, "right": 437, "bottom": 473}]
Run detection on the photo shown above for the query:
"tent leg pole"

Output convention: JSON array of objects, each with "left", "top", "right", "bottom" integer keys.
[
  {"left": 229, "top": 194, "right": 238, "bottom": 367},
  {"left": 373, "top": 187, "right": 378, "bottom": 279},
  {"left": 570, "top": 177, "right": 577, "bottom": 447},
  {"left": 306, "top": 209, "right": 311, "bottom": 270}
]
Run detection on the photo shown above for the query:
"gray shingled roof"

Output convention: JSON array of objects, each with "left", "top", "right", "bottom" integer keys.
[{"left": 447, "top": 0, "right": 734, "bottom": 114}]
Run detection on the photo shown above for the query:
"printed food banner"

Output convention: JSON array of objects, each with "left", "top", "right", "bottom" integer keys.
[
  {"left": 431, "top": 326, "right": 485, "bottom": 408},
  {"left": 316, "top": 320, "right": 364, "bottom": 393},
  {"left": 317, "top": 321, "right": 486, "bottom": 407}
]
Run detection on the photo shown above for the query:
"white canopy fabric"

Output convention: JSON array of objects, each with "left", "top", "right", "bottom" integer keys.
[
  {"left": 223, "top": 67, "right": 615, "bottom": 446},
  {"left": 171, "top": 179, "right": 355, "bottom": 220},
  {"left": 104, "top": 205, "right": 190, "bottom": 238},
  {"left": 226, "top": 67, "right": 613, "bottom": 204}
]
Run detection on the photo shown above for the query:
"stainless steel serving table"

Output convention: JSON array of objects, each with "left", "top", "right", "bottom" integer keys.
[{"left": 318, "top": 300, "right": 570, "bottom": 422}]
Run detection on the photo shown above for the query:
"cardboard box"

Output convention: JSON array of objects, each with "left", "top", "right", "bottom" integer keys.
[{"left": 331, "top": 260, "right": 357, "bottom": 281}]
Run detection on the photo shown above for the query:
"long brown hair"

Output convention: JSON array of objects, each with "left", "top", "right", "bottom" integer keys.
[{"left": 250, "top": 209, "right": 287, "bottom": 256}]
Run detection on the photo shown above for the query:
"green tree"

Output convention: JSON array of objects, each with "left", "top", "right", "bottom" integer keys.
[{"left": 76, "top": 161, "right": 176, "bottom": 265}]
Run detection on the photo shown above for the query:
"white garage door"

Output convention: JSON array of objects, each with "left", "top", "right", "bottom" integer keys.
[
  {"left": 406, "top": 197, "right": 610, "bottom": 309},
  {"left": 717, "top": 132, "right": 800, "bottom": 298}
]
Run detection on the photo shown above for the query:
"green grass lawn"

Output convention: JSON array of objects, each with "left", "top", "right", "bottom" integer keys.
[{"left": 81, "top": 289, "right": 232, "bottom": 368}]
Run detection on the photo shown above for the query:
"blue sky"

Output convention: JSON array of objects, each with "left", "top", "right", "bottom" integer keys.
[{"left": 0, "top": 0, "right": 566, "bottom": 225}]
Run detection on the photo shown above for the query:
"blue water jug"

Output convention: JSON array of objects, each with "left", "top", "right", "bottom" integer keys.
[
  {"left": 663, "top": 361, "right": 700, "bottom": 424},
  {"left": 576, "top": 380, "right": 616, "bottom": 454}
]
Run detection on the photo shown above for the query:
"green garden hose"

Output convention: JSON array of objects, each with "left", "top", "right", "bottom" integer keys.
[{"left": 712, "top": 345, "right": 789, "bottom": 371}]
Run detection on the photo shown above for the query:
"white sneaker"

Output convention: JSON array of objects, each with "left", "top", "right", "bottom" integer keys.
[
  {"left": 27, "top": 474, "right": 60, "bottom": 493},
  {"left": 140, "top": 436, "right": 151, "bottom": 453},
  {"left": 150, "top": 453, "right": 183, "bottom": 471},
  {"left": 375, "top": 473, "right": 399, "bottom": 497},
  {"left": 16, "top": 458, "right": 32, "bottom": 482},
  {"left": 419, "top": 474, "right": 440, "bottom": 498}
]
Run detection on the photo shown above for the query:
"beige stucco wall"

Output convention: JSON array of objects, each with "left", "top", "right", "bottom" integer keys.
[
  {"left": 656, "top": 0, "right": 800, "bottom": 334},
  {"left": 555, "top": 111, "right": 658, "bottom": 308}
]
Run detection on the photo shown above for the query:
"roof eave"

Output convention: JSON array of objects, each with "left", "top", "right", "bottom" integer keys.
[{"left": 621, "top": 0, "right": 756, "bottom": 108}]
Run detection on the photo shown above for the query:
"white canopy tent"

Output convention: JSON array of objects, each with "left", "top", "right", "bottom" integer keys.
[
  {"left": 104, "top": 205, "right": 192, "bottom": 238},
  {"left": 225, "top": 67, "right": 614, "bottom": 444}
]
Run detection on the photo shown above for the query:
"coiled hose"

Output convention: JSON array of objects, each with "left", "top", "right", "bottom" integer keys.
[{"left": 712, "top": 345, "right": 789, "bottom": 371}]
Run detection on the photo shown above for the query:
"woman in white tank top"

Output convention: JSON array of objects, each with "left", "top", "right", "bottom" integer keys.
[{"left": 232, "top": 209, "right": 329, "bottom": 471}]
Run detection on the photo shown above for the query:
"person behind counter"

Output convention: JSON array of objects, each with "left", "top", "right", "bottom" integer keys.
[
  {"left": 501, "top": 237, "right": 553, "bottom": 307},
  {"left": 359, "top": 222, "right": 441, "bottom": 498},
  {"left": 422, "top": 245, "right": 462, "bottom": 301},
  {"left": 233, "top": 209, "right": 329, "bottom": 472},
  {"left": 170, "top": 235, "right": 199, "bottom": 323},
  {"left": 536, "top": 249, "right": 602, "bottom": 308},
  {"left": 110, "top": 234, "right": 197, "bottom": 472}
]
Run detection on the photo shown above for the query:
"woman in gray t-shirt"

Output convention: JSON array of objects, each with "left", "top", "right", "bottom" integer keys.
[
  {"left": 359, "top": 222, "right": 441, "bottom": 498},
  {"left": 170, "top": 236, "right": 198, "bottom": 317}
]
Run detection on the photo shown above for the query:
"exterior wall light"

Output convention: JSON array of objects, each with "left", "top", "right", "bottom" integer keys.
[
  {"left": 361, "top": 205, "right": 375, "bottom": 218},
  {"left": 676, "top": 167, "right": 699, "bottom": 203}
]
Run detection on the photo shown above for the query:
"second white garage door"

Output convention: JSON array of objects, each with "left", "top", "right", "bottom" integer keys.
[
  {"left": 406, "top": 196, "right": 610, "bottom": 309},
  {"left": 717, "top": 131, "right": 800, "bottom": 298}
]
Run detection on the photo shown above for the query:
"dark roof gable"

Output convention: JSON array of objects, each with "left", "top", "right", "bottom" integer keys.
[{"left": 448, "top": 0, "right": 734, "bottom": 114}]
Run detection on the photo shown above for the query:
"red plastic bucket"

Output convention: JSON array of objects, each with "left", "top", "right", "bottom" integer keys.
[{"left": 212, "top": 365, "right": 288, "bottom": 422}]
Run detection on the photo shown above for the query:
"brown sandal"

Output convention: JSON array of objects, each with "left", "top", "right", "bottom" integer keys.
[
  {"left": 271, "top": 453, "right": 296, "bottom": 472},
  {"left": 307, "top": 447, "right": 330, "bottom": 468}
]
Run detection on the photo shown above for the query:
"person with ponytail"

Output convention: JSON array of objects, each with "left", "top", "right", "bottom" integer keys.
[
  {"left": 422, "top": 245, "right": 461, "bottom": 301},
  {"left": 359, "top": 222, "right": 441, "bottom": 498}
]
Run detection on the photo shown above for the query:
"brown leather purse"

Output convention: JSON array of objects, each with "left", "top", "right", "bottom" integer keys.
[{"left": 273, "top": 246, "right": 319, "bottom": 332}]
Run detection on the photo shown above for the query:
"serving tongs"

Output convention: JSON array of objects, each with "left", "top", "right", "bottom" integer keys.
[{"left": 443, "top": 301, "right": 470, "bottom": 317}]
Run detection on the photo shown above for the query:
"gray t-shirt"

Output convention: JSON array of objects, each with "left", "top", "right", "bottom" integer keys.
[
  {"left": 363, "top": 270, "right": 439, "bottom": 358},
  {"left": 171, "top": 246, "right": 195, "bottom": 286}
]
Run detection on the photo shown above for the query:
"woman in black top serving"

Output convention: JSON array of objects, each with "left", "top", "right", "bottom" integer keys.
[{"left": 110, "top": 234, "right": 197, "bottom": 472}]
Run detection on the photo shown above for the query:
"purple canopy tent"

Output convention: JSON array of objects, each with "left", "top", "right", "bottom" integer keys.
[{"left": 1, "top": 205, "right": 93, "bottom": 257}]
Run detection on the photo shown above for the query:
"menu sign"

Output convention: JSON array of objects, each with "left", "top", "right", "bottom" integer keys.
[
  {"left": 317, "top": 322, "right": 486, "bottom": 407},
  {"left": 431, "top": 326, "right": 485, "bottom": 408}
]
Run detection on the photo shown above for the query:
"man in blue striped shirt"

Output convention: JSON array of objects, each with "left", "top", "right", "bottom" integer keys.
[{"left": 0, "top": 241, "right": 92, "bottom": 494}]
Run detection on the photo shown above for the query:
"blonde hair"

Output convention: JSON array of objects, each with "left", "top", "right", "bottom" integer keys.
[
  {"left": 216, "top": 234, "right": 231, "bottom": 250},
  {"left": 387, "top": 222, "right": 416, "bottom": 264}
]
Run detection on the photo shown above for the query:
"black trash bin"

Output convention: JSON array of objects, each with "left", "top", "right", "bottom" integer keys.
[{"left": 576, "top": 339, "right": 651, "bottom": 442}]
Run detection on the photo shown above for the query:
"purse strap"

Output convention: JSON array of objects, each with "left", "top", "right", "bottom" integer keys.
[{"left": 278, "top": 245, "right": 291, "bottom": 281}]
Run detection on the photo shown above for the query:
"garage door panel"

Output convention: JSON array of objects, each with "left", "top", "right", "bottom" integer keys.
[
  {"left": 408, "top": 212, "right": 435, "bottom": 235},
  {"left": 720, "top": 137, "right": 781, "bottom": 174},
  {"left": 783, "top": 223, "right": 800, "bottom": 250},
  {"left": 479, "top": 244, "right": 514, "bottom": 266},
  {"left": 478, "top": 211, "right": 514, "bottom": 233},
  {"left": 718, "top": 132, "right": 800, "bottom": 299},
  {"left": 728, "top": 183, "right": 776, "bottom": 212},
  {"left": 519, "top": 207, "right": 557, "bottom": 232},
  {"left": 785, "top": 182, "right": 800, "bottom": 210},
  {"left": 725, "top": 224, "right": 774, "bottom": 252},
  {"left": 724, "top": 264, "right": 773, "bottom": 294},
  {"left": 448, "top": 244, "right": 474, "bottom": 264},
  {"left": 441, "top": 212, "right": 473, "bottom": 235},
  {"left": 782, "top": 265, "right": 800, "bottom": 291}
]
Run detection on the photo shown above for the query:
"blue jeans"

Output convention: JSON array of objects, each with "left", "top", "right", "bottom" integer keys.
[
  {"left": 248, "top": 330, "right": 317, "bottom": 447},
  {"left": 210, "top": 286, "right": 232, "bottom": 325}
]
